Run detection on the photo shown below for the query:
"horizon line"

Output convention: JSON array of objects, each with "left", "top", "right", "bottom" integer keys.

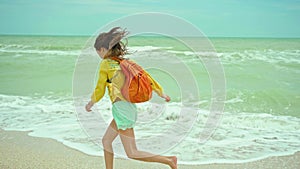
[{"left": 0, "top": 33, "right": 299, "bottom": 39}]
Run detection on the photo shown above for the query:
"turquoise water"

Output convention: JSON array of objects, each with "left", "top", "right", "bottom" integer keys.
[
  {"left": 1, "top": 36, "right": 298, "bottom": 117},
  {"left": 0, "top": 35, "right": 299, "bottom": 164}
]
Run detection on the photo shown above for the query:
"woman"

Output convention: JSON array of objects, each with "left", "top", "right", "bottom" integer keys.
[{"left": 85, "top": 27, "right": 177, "bottom": 169}]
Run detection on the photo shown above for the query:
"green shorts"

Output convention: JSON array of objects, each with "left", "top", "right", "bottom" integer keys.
[{"left": 112, "top": 101, "right": 137, "bottom": 130}]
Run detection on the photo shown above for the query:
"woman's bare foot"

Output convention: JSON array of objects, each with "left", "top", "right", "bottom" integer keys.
[{"left": 167, "top": 156, "right": 177, "bottom": 169}]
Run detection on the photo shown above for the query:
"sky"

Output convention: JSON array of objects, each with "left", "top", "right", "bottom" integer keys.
[{"left": 0, "top": 0, "right": 299, "bottom": 37}]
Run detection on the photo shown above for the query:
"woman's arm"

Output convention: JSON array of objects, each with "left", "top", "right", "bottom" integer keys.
[
  {"left": 146, "top": 72, "right": 171, "bottom": 102},
  {"left": 86, "top": 61, "right": 108, "bottom": 112}
]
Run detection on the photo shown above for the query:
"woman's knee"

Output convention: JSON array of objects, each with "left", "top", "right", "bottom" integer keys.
[
  {"left": 126, "top": 152, "right": 136, "bottom": 159},
  {"left": 125, "top": 150, "right": 138, "bottom": 159}
]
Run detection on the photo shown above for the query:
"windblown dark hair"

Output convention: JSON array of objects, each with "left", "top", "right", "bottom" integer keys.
[{"left": 94, "top": 27, "right": 129, "bottom": 58}]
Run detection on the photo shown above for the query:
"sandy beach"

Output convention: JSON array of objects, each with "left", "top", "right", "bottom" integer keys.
[{"left": 0, "top": 129, "right": 299, "bottom": 169}]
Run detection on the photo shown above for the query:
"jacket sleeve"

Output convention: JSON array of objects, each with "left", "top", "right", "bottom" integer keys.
[
  {"left": 91, "top": 61, "right": 108, "bottom": 103},
  {"left": 146, "top": 72, "right": 164, "bottom": 97}
]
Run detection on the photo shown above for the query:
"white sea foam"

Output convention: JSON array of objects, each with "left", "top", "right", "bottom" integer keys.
[
  {"left": 1, "top": 94, "right": 300, "bottom": 164},
  {"left": 166, "top": 49, "right": 300, "bottom": 64},
  {"left": 0, "top": 43, "right": 31, "bottom": 49},
  {"left": 0, "top": 48, "right": 80, "bottom": 56},
  {"left": 125, "top": 46, "right": 300, "bottom": 67},
  {"left": 128, "top": 46, "right": 173, "bottom": 52},
  {"left": 3, "top": 44, "right": 298, "bottom": 65}
]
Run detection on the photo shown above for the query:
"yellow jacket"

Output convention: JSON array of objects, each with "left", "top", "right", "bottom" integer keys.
[{"left": 91, "top": 58, "right": 164, "bottom": 103}]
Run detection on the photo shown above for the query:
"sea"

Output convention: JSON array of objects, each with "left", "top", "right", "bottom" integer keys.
[{"left": 0, "top": 35, "right": 299, "bottom": 165}]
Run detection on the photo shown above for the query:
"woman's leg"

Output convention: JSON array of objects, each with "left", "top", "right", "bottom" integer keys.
[
  {"left": 119, "top": 128, "right": 177, "bottom": 169},
  {"left": 102, "top": 119, "right": 119, "bottom": 169}
]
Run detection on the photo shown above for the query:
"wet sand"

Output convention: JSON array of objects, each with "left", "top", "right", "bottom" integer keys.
[{"left": 0, "top": 130, "right": 299, "bottom": 169}]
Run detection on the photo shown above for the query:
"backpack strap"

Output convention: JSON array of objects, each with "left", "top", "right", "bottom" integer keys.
[
  {"left": 110, "top": 56, "right": 124, "bottom": 63},
  {"left": 106, "top": 71, "right": 119, "bottom": 83},
  {"left": 106, "top": 56, "right": 123, "bottom": 83}
]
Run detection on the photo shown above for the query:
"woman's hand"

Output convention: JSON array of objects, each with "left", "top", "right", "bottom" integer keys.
[
  {"left": 85, "top": 101, "right": 94, "bottom": 112},
  {"left": 161, "top": 94, "right": 171, "bottom": 102}
]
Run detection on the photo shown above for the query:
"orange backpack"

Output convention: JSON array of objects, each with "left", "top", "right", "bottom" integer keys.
[{"left": 110, "top": 57, "right": 153, "bottom": 103}]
